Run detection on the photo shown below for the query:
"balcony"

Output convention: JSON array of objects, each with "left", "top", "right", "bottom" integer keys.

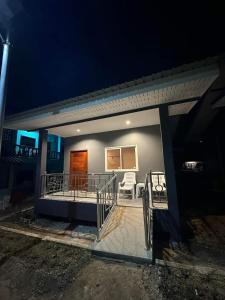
[{"left": 1, "top": 141, "right": 61, "bottom": 162}]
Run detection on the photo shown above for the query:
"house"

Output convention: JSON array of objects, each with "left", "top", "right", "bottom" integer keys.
[{"left": 2, "top": 57, "right": 221, "bottom": 258}]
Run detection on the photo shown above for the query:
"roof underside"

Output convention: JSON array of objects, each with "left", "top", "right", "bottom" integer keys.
[
  {"left": 49, "top": 103, "right": 197, "bottom": 137},
  {"left": 4, "top": 58, "right": 219, "bottom": 137}
]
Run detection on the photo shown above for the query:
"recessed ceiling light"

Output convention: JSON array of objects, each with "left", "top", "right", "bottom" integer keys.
[
  {"left": 76, "top": 129, "right": 80, "bottom": 132},
  {"left": 126, "top": 120, "right": 131, "bottom": 125}
]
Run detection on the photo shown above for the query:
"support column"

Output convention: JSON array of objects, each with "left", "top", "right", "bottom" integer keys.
[
  {"left": 0, "top": 40, "right": 10, "bottom": 156},
  {"left": 35, "top": 129, "right": 48, "bottom": 197},
  {"left": 159, "top": 105, "right": 181, "bottom": 243}
]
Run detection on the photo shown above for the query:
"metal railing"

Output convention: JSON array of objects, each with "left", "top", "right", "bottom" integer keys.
[
  {"left": 142, "top": 173, "right": 153, "bottom": 250},
  {"left": 142, "top": 171, "right": 168, "bottom": 251},
  {"left": 96, "top": 173, "right": 117, "bottom": 241},
  {"left": 40, "top": 172, "right": 114, "bottom": 201},
  {"left": 1, "top": 142, "right": 39, "bottom": 158},
  {"left": 47, "top": 150, "right": 61, "bottom": 160},
  {"left": 149, "top": 171, "right": 168, "bottom": 206},
  {"left": 1, "top": 141, "right": 61, "bottom": 161}
]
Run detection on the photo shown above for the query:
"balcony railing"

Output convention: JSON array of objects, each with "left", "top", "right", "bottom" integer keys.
[
  {"left": 1, "top": 141, "right": 61, "bottom": 160},
  {"left": 1, "top": 142, "right": 39, "bottom": 158},
  {"left": 47, "top": 150, "right": 61, "bottom": 160}
]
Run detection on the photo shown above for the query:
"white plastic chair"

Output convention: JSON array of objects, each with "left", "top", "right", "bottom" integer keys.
[{"left": 118, "top": 172, "right": 136, "bottom": 199}]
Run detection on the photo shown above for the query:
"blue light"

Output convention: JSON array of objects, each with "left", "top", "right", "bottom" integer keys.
[
  {"left": 57, "top": 136, "right": 61, "bottom": 152},
  {"left": 17, "top": 130, "right": 61, "bottom": 152},
  {"left": 16, "top": 130, "right": 39, "bottom": 148}
]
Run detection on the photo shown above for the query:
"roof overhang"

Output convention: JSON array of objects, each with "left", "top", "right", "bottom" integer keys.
[{"left": 4, "top": 58, "right": 219, "bottom": 136}]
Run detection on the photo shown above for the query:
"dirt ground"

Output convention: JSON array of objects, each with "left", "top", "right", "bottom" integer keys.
[
  {"left": 0, "top": 230, "right": 224, "bottom": 300},
  {"left": 156, "top": 214, "right": 225, "bottom": 271}
]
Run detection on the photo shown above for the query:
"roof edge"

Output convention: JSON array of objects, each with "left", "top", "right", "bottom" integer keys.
[{"left": 5, "top": 55, "right": 221, "bottom": 122}]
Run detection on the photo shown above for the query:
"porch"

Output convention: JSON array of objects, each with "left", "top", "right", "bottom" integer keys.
[
  {"left": 34, "top": 171, "right": 168, "bottom": 261},
  {"left": 36, "top": 171, "right": 147, "bottom": 222}
]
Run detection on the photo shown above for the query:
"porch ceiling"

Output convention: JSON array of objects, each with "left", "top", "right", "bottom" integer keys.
[
  {"left": 49, "top": 102, "right": 196, "bottom": 137},
  {"left": 4, "top": 58, "right": 219, "bottom": 133},
  {"left": 49, "top": 108, "right": 160, "bottom": 137}
]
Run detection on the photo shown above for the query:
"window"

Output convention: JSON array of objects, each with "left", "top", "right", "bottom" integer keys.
[{"left": 105, "top": 145, "right": 138, "bottom": 171}]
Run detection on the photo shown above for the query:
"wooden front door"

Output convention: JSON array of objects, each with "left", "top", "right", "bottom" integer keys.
[{"left": 70, "top": 150, "right": 88, "bottom": 190}]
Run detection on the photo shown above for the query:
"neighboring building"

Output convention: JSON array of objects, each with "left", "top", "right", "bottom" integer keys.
[
  {"left": 1, "top": 56, "right": 223, "bottom": 259},
  {"left": 0, "top": 128, "right": 63, "bottom": 204}
]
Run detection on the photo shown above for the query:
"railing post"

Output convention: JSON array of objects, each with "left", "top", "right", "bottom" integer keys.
[
  {"left": 73, "top": 174, "right": 75, "bottom": 202},
  {"left": 112, "top": 172, "right": 117, "bottom": 205},
  {"left": 43, "top": 171, "right": 47, "bottom": 197},
  {"left": 96, "top": 187, "right": 100, "bottom": 242},
  {"left": 62, "top": 171, "right": 64, "bottom": 196},
  {"left": 142, "top": 174, "right": 151, "bottom": 250}
]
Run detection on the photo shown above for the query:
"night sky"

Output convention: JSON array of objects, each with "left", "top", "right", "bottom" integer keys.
[{"left": 1, "top": 0, "right": 225, "bottom": 115}]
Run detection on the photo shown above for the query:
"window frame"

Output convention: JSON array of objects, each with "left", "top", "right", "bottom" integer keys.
[{"left": 105, "top": 144, "right": 139, "bottom": 172}]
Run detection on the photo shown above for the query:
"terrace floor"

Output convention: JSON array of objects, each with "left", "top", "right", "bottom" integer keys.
[
  {"left": 43, "top": 191, "right": 143, "bottom": 207},
  {"left": 42, "top": 190, "right": 167, "bottom": 209}
]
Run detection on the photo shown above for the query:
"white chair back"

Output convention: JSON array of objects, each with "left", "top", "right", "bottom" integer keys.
[
  {"left": 151, "top": 172, "right": 166, "bottom": 187},
  {"left": 123, "top": 172, "right": 136, "bottom": 184}
]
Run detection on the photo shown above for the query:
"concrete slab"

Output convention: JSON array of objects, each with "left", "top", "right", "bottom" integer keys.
[
  {"left": 33, "top": 218, "right": 70, "bottom": 232},
  {"left": 71, "top": 225, "right": 97, "bottom": 240},
  {"left": 117, "top": 198, "right": 143, "bottom": 207},
  {"left": 93, "top": 206, "right": 152, "bottom": 261}
]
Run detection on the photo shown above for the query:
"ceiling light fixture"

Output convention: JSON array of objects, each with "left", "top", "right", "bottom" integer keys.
[
  {"left": 126, "top": 120, "right": 131, "bottom": 125},
  {"left": 76, "top": 129, "right": 80, "bottom": 132}
]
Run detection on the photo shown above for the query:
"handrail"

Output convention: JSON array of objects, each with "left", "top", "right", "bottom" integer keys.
[
  {"left": 98, "top": 174, "right": 117, "bottom": 193},
  {"left": 96, "top": 173, "right": 117, "bottom": 241},
  {"left": 142, "top": 173, "right": 153, "bottom": 251}
]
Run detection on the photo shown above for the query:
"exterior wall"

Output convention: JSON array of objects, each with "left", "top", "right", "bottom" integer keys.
[{"left": 64, "top": 125, "right": 164, "bottom": 182}]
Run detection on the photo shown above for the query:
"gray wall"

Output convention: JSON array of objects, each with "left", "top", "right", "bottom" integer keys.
[{"left": 64, "top": 125, "right": 164, "bottom": 182}]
